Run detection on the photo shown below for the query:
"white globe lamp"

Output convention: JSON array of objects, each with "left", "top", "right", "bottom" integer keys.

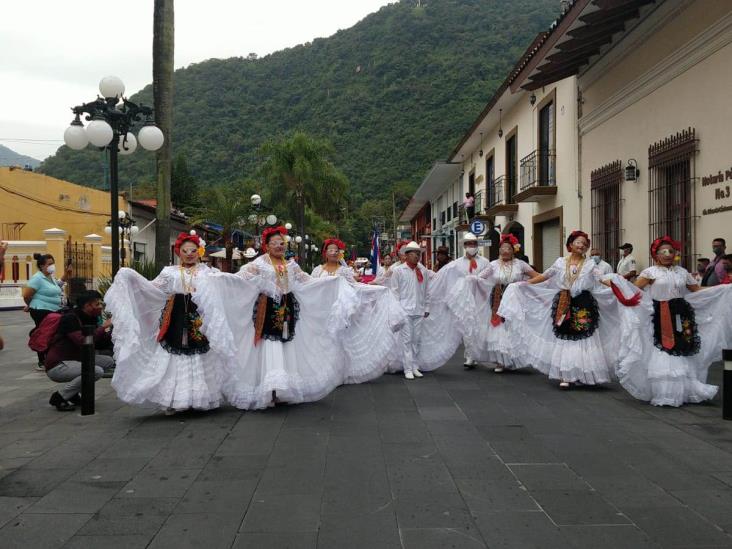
[
  {"left": 86, "top": 119, "right": 113, "bottom": 147},
  {"left": 63, "top": 121, "right": 88, "bottom": 150},
  {"left": 137, "top": 125, "right": 164, "bottom": 151},
  {"left": 99, "top": 76, "right": 125, "bottom": 99},
  {"left": 118, "top": 132, "right": 137, "bottom": 155}
]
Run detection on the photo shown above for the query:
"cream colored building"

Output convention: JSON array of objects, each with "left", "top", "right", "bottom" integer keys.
[
  {"left": 402, "top": 36, "right": 581, "bottom": 271},
  {"left": 510, "top": 0, "right": 732, "bottom": 271}
]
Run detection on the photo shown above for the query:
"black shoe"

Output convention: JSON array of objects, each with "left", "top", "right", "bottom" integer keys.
[
  {"left": 68, "top": 394, "right": 82, "bottom": 405},
  {"left": 463, "top": 363, "right": 476, "bottom": 370},
  {"left": 49, "top": 391, "right": 76, "bottom": 412}
]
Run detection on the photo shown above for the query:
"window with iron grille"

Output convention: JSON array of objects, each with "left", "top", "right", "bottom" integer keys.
[
  {"left": 648, "top": 128, "right": 698, "bottom": 269},
  {"left": 452, "top": 201, "right": 458, "bottom": 219},
  {"left": 591, "top": 160, "right": 622, "bottom": 268},
  {"left": 441, "top": 210, "right": 446, "bottom": 225}
]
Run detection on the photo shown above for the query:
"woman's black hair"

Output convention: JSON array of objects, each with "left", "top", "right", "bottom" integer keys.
[{"left": 33, "top": 253, "right": 54, "bottom": 269}]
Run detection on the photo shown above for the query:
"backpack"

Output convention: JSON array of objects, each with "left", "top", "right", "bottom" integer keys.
[{"left": 28, "top": 311, "right": 65, "bottom": 353}]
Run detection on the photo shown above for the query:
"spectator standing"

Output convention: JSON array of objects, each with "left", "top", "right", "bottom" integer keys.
[
  {"left": 701, "top": 238, "right": 727, "bottom": 286},
  {"left": 617, "top": 243, "right": 638, "bottom": 281},
  {"left": 590, "top": 248, "right": 613, "bottom": 276},
  {"left": 463, "top": 192, "right": 475, "bottom": 221},
  {"left": 693, "top": 258, "right": 710, "bottom": 284},
  {"left": 23, "top": 253, "right": 72, "bottom": 369},
  {"left": 434, "top": 246, "right": 452, "bottom": 272}
]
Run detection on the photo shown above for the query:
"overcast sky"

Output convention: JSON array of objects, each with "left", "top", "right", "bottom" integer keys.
[{"left": 0, "top": 0, "right": 394, "bottom": 161}]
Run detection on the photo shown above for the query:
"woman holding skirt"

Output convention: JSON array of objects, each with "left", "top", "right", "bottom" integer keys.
[
  {"left": 498, "top": 231, "right": 639, "bottom": 389},
  {"left": 616, "top": 236, "right": 732, "bottom": 406},
  {"left": 194, "top": 226, "right": 358, "bottom": 410},
  {"left": 465, "top": 234, "right": 539, "bottom": 372},
  {"left": 105, "top": 231, "right": 225, "bottom": 414},
  {"left": 311, "top": 238, "right": 404, "bottom": 384}
]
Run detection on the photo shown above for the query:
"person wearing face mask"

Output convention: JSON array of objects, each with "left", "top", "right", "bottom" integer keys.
[
  {"left": 311, "top": 238, "right": 404, "bottom": 383},
  {"left": 589, "top": 248, "right": 613, "bottom": 277},
  {"left": 721, "top": 254, "right": 732, "bottom": 284},
  {"left": 104, "top": 231, "right": 226, "bottom": 414},
  {"left": 614, "top": 236, "right": 732, "bottom": 407},
  {"left": 417, "top": 233, "right": 489, "bottom": 372},
  {"left": 701, "top": 238, "right": 727, "bottom": 287},
  {"left": 617, "top": 243, "right": 637, "bottom": 281},
  {"left": 464, "top": 234, "right": 539, "bottom": 373},
  {"left": 498, "top": 231, "right": 642, "bottom": 389},
  {"left": 23, "top": 253, "right": 72, "bottom": 370}
]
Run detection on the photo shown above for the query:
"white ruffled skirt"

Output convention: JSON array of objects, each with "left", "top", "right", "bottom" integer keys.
[
  {"left": 105, "top": 269, "right": 224, "bottom": 411},
  {"left": 616, "top": 284, "right": 732, "bottom": 407},
  {"left": 194, "top": 273, "right": 361, "bottom": 410}
]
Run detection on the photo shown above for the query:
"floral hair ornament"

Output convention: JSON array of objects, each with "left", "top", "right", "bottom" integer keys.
[
  {"left": 650, "top": 235, "right": 682, "bottom": 258},
  {"left": 322, "top": 238, "right": 346, "bottom": 258},
  {"left": 499, "top": 234, "right": 521, "bottom": 253},
  {"left": 174, "top": 230, "right": 202, "bottom": 256},
  {"left": 261, "top": 226, "right": 288, "bottom": 252},
  {"left": 565, "top": 230, "right": 590, "bottom": 252}
]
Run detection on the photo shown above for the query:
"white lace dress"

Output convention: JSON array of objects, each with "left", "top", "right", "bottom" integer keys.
[
  {"left": 616, "top": 265, "right": 732, "bottom": 406},
  {"left": 194, "top": 255, "right": 358, "bottom": 410},
  {"left": 464, "top": 259, "right": 534, "bottom": 368},
  {"left": 498, "top": 257, "right": 637, "bottom": 384},
  {"left": 105, "top": 264, "right": 226, "bottom": 411},
  {"left": 311, "top": 263, "right": 405, "bottom": 383}
]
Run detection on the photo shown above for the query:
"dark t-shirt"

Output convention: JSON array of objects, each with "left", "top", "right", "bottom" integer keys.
[{"left": 44, "top": 310, "right": 110, "bottom": 370}]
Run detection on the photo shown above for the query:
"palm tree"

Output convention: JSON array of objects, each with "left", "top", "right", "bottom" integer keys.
[
  {"left": 153, "top": 0, "right": 174, "bottom": 271},
  {"left": 259, "top": 131, "right": 348, "bottom": 259},
  {"left": 189, "top": 182, "right": 252, "bottom": 273}
]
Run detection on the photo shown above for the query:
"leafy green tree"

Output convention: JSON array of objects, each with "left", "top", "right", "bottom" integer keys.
[
  {"left": 171, "top": 153, "right": 199, "bottom": 211},
  {"left": 258, "top": 131, "right": 348, "bottom": 259},
  {"left": 189, "top": 181, "right": 252, "bottom": 272}
]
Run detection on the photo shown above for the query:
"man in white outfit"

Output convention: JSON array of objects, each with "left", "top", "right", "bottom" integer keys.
[
  {"left": 454, "top": 233, "right": 491, "bottom": 368},
  {"left": 390, "top": 241, "right": 430, "bottom": 380},
  {"left": 589, "top": 247, "right": 613, "bottom": 277}
]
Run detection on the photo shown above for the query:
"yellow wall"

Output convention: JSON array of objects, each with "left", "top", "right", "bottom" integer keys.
[{"left": 0, "top": 167, "right": 127, "bottom": 243}]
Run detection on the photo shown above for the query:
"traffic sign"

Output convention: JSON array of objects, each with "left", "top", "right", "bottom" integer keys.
[{"left": 469, "top": 220, "right": 486, "bottom": 235}]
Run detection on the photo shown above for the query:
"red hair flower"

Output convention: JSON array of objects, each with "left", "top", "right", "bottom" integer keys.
[
  {"left": 565, "top": 230, "right": 590, "bottom": 252},
  {"left": 322, "top": 238, "right": 345, "bottom": 258},
  {"left": 174, "top": 232, "right": 201, "bottom": 256},
  {"left": 261, "top": 226, "right": 288, "bottom": 252},
  {"left": 650, "top": 235, "right": 682, "bottom": 257}
]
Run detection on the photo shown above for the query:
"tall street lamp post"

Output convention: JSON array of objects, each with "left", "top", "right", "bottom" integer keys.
[
  {"left": 63, "top": 76, "right": 164, "bottom": 276},
  {"left": 105, "top": 211, "right": 139, "bottom": 268}
]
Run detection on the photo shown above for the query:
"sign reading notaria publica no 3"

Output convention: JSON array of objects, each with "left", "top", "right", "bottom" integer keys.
[{"left": 701, "top": 166, "right": 732, "bottom": 216}]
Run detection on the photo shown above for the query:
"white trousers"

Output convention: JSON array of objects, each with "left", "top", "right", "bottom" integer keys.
[{"left": 400, "top": 315, "right": 424, "bottom": 374}]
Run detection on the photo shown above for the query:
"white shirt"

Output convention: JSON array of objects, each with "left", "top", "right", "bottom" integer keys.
[
  {"left": 482, "top": 258, "right": 534, "bottom": 285},
  {"left": 391, "top": 262, "right": 430, "bottom": 315},
  {"left": 617, "top": 254, "right": 637, "bottom": 277},
  {"left": 639, "top": 265, "right": 696, "bottom": 301},
  {"left": 543, "top": 257, "right": 603, "bottom": 296}
]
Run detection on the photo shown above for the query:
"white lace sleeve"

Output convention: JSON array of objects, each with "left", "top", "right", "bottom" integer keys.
[
  {"left": 151, "top": 268, "right": 173, "bottom": 294},
  {"left": 478, "top": 264, "right": 494, "bottom": 280}
]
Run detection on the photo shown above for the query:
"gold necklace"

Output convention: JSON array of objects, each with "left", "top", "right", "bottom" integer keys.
[
  {"left": 565, "top": 256, "right": 585, "bottom": 286},
  {"left": 498, "top": 259, "right": 514, "bottom": 284},
  {"left": 179, "top": 264, "right": 197, "bottom": 294}
]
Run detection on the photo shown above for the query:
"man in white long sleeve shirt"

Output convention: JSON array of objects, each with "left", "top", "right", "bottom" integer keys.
[
  {"left": 390, "top": 241, "right": 430, "bottom": 379},
  {"left": 589, "top": 247, "right": 613, "bottom": 277}
]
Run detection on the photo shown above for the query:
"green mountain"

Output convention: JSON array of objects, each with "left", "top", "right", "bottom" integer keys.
[
  {"left": 39, "top": 0, "right": 558, "bottom": 203},
  {"left": 0, "top": 145, "right": 41, "bottom": 169}
]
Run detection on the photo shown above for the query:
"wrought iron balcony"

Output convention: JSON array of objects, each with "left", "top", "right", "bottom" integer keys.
[
  {"left": 516, "top": 149, "right": 558, "bottom": 202},
  {"left": 484, "top": 175, "right": 518, "bottom": 217}
]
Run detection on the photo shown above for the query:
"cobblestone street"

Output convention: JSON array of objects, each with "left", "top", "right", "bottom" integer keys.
[{"left": 1, "top": 310, "right": 732, "bottom": 548}]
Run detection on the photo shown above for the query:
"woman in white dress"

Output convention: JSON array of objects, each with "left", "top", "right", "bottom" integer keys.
[
  {"left": 105, "top": 231, "right": 225, "bottom": 414},
  {"left": 194, "top": 227, "right": 357, "bottom": 410},
  {"left": 311, "top": 238, "right": 404, "bottom": 384},
  {"left": 616, "top": 236, "right": 732, "bottom": 406},
  {"left": 465, "top": 234, "right": 539, "bottom": 373},
  {"left": 498, "top": 231, "right": 639, "bottom": 389}
]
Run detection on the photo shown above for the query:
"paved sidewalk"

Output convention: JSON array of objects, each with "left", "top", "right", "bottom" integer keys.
[{"left": 1, "top": 309, "right": 732, "bottom": 548}]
